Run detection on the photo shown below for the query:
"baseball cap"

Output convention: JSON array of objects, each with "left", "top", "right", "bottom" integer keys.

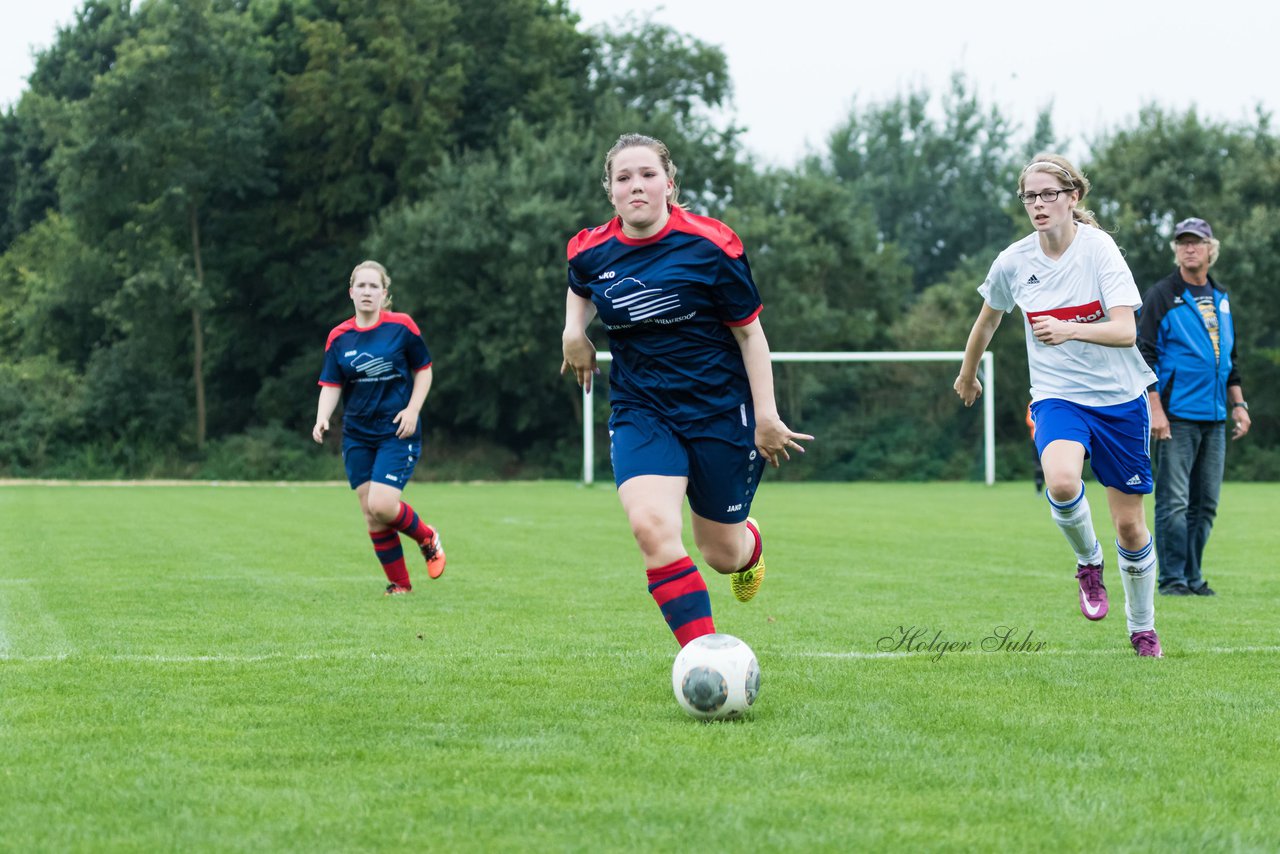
[{"left": 1174, "top": 217, "right": 1213, "bottom": 240}]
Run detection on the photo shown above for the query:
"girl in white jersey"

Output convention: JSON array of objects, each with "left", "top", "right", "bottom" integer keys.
[{"left": 954, "top": 153, "right": 1163, "bottom": 658}]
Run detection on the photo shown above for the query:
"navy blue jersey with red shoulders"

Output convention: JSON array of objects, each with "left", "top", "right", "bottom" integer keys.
[
  {"left": 318, "top": 311, "right": 432, "bottom": 443},
  {"left": 566, "top": 205, "right": 762, "bottom": 423}
]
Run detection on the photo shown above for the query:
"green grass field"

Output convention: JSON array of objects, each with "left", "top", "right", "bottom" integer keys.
[{"left": 2, "top": 480, "right": 1277, "bottom": 852}]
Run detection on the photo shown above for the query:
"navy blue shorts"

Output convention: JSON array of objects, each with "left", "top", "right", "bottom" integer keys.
[
  {"left": 342, "top": 434, "right": 421, "bottom": 490},
  {"left": 1030, "top": 395, "right": 1152, "bottom": 494},
  {"left": 608, "top": 404, "right": 762, "bottom": 523}
]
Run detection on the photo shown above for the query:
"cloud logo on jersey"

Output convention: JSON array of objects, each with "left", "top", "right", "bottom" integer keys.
[
  {"left": 1028, "top": 300, "right": 1106, "bottom": 325},
  {"left": 605, "top": 277, "right": 681, "bottom": 322},
  {"left": 350, "top": 352, "right": 395, "bottom": 378}
]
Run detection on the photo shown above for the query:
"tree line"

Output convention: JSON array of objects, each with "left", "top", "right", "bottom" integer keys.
[{"left": 2, "top": 0, "right": 1277, "bottom": 482}]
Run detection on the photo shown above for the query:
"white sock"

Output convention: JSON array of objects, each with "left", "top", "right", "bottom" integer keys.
[
  {"left": 1048, "top": 482, "right": 1102, "bottom": 564},
  {"left": 1118, "top": 535, "right": 1157, "bottom": 633}
]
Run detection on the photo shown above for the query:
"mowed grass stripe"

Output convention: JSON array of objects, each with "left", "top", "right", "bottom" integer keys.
[
  {"left": 0, "top": 577, "right": 75, "bottom": 660},
  {"left": 1, "top": 480, "right": 1277, "bottom": 851},
  {"left": 5, "top": 643, "right": 1280, "bottom": 664}
]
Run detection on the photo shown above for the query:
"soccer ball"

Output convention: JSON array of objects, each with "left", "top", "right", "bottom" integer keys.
[{"left": 671, "top": 633, "right": 760, "bottom": 720}]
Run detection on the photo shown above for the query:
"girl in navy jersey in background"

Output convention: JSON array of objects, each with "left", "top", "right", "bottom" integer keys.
[
  {"left": 313, "top": 260, "right": 445, "bottom": 595},
  {"left": 954, "top": 154, "right": 1163, "bottom": 657},
  {"left": 561, "top": 133, "right": 812, "bottom": 647}
]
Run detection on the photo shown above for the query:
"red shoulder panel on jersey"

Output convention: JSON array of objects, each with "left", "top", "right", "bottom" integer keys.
[
  {"left": 567, "top": 220, "right": 620, "bottom": 260},
  {"left": 324, "top": 318, "right": 359, "bottom": 351},
  {"left": 668, "top": 207, "right": 744, "bottom": 259},
  {"left": 382, "top": 311, "right": 421, "bottom": 336}
]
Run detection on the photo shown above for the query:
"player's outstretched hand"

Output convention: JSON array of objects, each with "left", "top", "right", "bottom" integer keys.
[
  {"left": 756, "top": 416, "right": 813, "bottom": 468},
  {"left": 561, "top": 334, "right": 600, "bottom": 393},
  {"left": 954, "top": 375, "right": 982, "bottom": 407}
]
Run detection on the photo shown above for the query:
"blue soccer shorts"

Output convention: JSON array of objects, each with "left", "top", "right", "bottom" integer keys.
[
  {"left": 608, "top": 404, "right": 762, "bottom": 523},
  {"left": 342, "top": 433, "right": 422, "bottom": 490},
  {"left": 1030, "top": 395, "right": 1152, "bottom": 494}
]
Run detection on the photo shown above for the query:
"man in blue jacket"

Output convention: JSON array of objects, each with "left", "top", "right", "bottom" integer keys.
[{"left": 1138, "top": 217, "right": 1251, "bottom": 596}]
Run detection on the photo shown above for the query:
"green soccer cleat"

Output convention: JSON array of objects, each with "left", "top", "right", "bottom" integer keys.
[{"left": 730, "top": 517, "right": 766, "bottom": 603}]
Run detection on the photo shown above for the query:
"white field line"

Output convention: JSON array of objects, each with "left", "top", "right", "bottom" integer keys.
[
  {"left": 796, "top": 646, "right": 1280, "bottom": 659},
  {"left": 4, "top": 646, "right": 1280, "bottom": 664}
]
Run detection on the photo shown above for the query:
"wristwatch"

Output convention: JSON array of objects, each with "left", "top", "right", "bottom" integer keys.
[{"left": 1232, "top": 401, "right": 1249, "bottom": 410}]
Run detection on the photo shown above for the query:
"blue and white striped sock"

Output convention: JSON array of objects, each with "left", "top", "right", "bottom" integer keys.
[
  {"left": 1118, "top": 535, "right": 1157, "bottom": 633},
  {"left": 1048, "top": 482, "right": 1103, "bottom": 565}
]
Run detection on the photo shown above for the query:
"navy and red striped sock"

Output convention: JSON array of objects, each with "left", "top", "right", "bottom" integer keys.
[
  {"left": 646, "top": 557, "right": 715, "bottom": 646},
  {"left": 369, "top": 528, "right": 411, "bottom": 588},
  {"left": 391, "top": 501, "right": 435, "bottom": 546}
]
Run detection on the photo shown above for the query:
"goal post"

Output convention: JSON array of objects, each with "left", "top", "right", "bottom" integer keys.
[{"left": 580, "top": 350, "right": 996, "bottom": 486}]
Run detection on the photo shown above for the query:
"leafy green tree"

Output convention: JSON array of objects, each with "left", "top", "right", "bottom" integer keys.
[
  {"left": 248, "top": 0, "right": 597, "bottom": 443},
  {"left": 0, "top": 213, "right": 115, "bottom": 365},
  {"left": 451, "top": 0, "right": 593, "bottom": 151},
  {"left": 0, "top": 1, "right": 136, "bottom": 252},
  {"left": 827, "top": 74, "right": 1022, "bottom": 290},
  {"left": 366, "top": 120, "right": 596, "bottom": 454},
  {"left": 306, "top": 15, "right": 743, "bottom": 465},
  {"left": 267, "top": 0, "right": 465, "bottom": 244},
  {"left": 727, "top": 162, "right": 913, "bottom": 353},
  {"left": 0, "top": 110, "right": 25, "bottom": 251},
  {"left": 5, "top": 2, "right": 1277, "bottom": 481},
  {"left": 52, "top": 0, "right": 278, "bottom": 448}
]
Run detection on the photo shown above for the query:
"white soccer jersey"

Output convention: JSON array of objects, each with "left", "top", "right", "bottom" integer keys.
[{"left": 979, "top": 226, "right": 1156, "bottom": 407}]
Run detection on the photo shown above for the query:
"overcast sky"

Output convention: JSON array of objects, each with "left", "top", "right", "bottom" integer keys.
[
  {"left": 4, "top": 1, "right": 1276, "bottom": 166},
  {"left": 574, "top": 0, "right": 1278, "bottom": 164}
]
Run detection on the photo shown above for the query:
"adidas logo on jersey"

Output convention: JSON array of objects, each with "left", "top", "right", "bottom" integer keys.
[
  {"left": 1026, "top": 274, "right": 1041, "bottom": 284},
  {"left": 1125, "top": 474, "right": 1142, "bottom": 487}
]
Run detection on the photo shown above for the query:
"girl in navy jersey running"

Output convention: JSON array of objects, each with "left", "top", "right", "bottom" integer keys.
[
  {"left": 313, "top": 260, "right": 445, "bottom": 596},
  {"left": 954, "top": 153, "right": 1163, "bottom": 657},
  {"left": 562, "top": 133, "right": 812, "bottom": 647}
]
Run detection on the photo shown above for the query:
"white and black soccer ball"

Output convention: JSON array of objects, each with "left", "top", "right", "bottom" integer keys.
[{"left": 671, "top": 633, "right": 760, "bottom": 720}]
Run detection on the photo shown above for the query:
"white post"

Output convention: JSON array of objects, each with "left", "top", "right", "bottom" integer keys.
[
  {"left": 582, "top": 352, "right": 613, "bottom": 485},
  {"left": 582, "top": 382, "right": 594, "bottom": 485},
  {"left": 981, "top": 351, "right": 995, "bottom": 487}
]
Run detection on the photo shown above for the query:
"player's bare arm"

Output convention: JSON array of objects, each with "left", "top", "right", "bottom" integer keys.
[
  {"left": 731, "top": 318, "right": 813, "bottom": 466},
  {"left": 955, "top": 303, "right": 1003, "bottom": 406},
  {"left": 313, "top": 385, "right": 341, "bottom": 443},
  {"left": 561, "top": 289, "right": 599, "bottom": 392}
]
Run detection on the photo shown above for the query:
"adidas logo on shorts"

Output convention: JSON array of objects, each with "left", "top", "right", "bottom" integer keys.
[{"left": 1125, "top": 474, "right": 1142, "bottom": 486}]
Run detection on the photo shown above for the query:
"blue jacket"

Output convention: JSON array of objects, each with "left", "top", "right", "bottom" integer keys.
[{"left": 1137, "top": 271, "right": 1240, "bottom": 422}]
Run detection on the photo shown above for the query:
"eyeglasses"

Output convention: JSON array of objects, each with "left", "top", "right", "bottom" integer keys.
[
  {"left": 1018, "top": 188, "right": 1070, "bottom": 205},
  {"left": 1175, "top": 239, "right": 1207, "bottom": 248}
]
